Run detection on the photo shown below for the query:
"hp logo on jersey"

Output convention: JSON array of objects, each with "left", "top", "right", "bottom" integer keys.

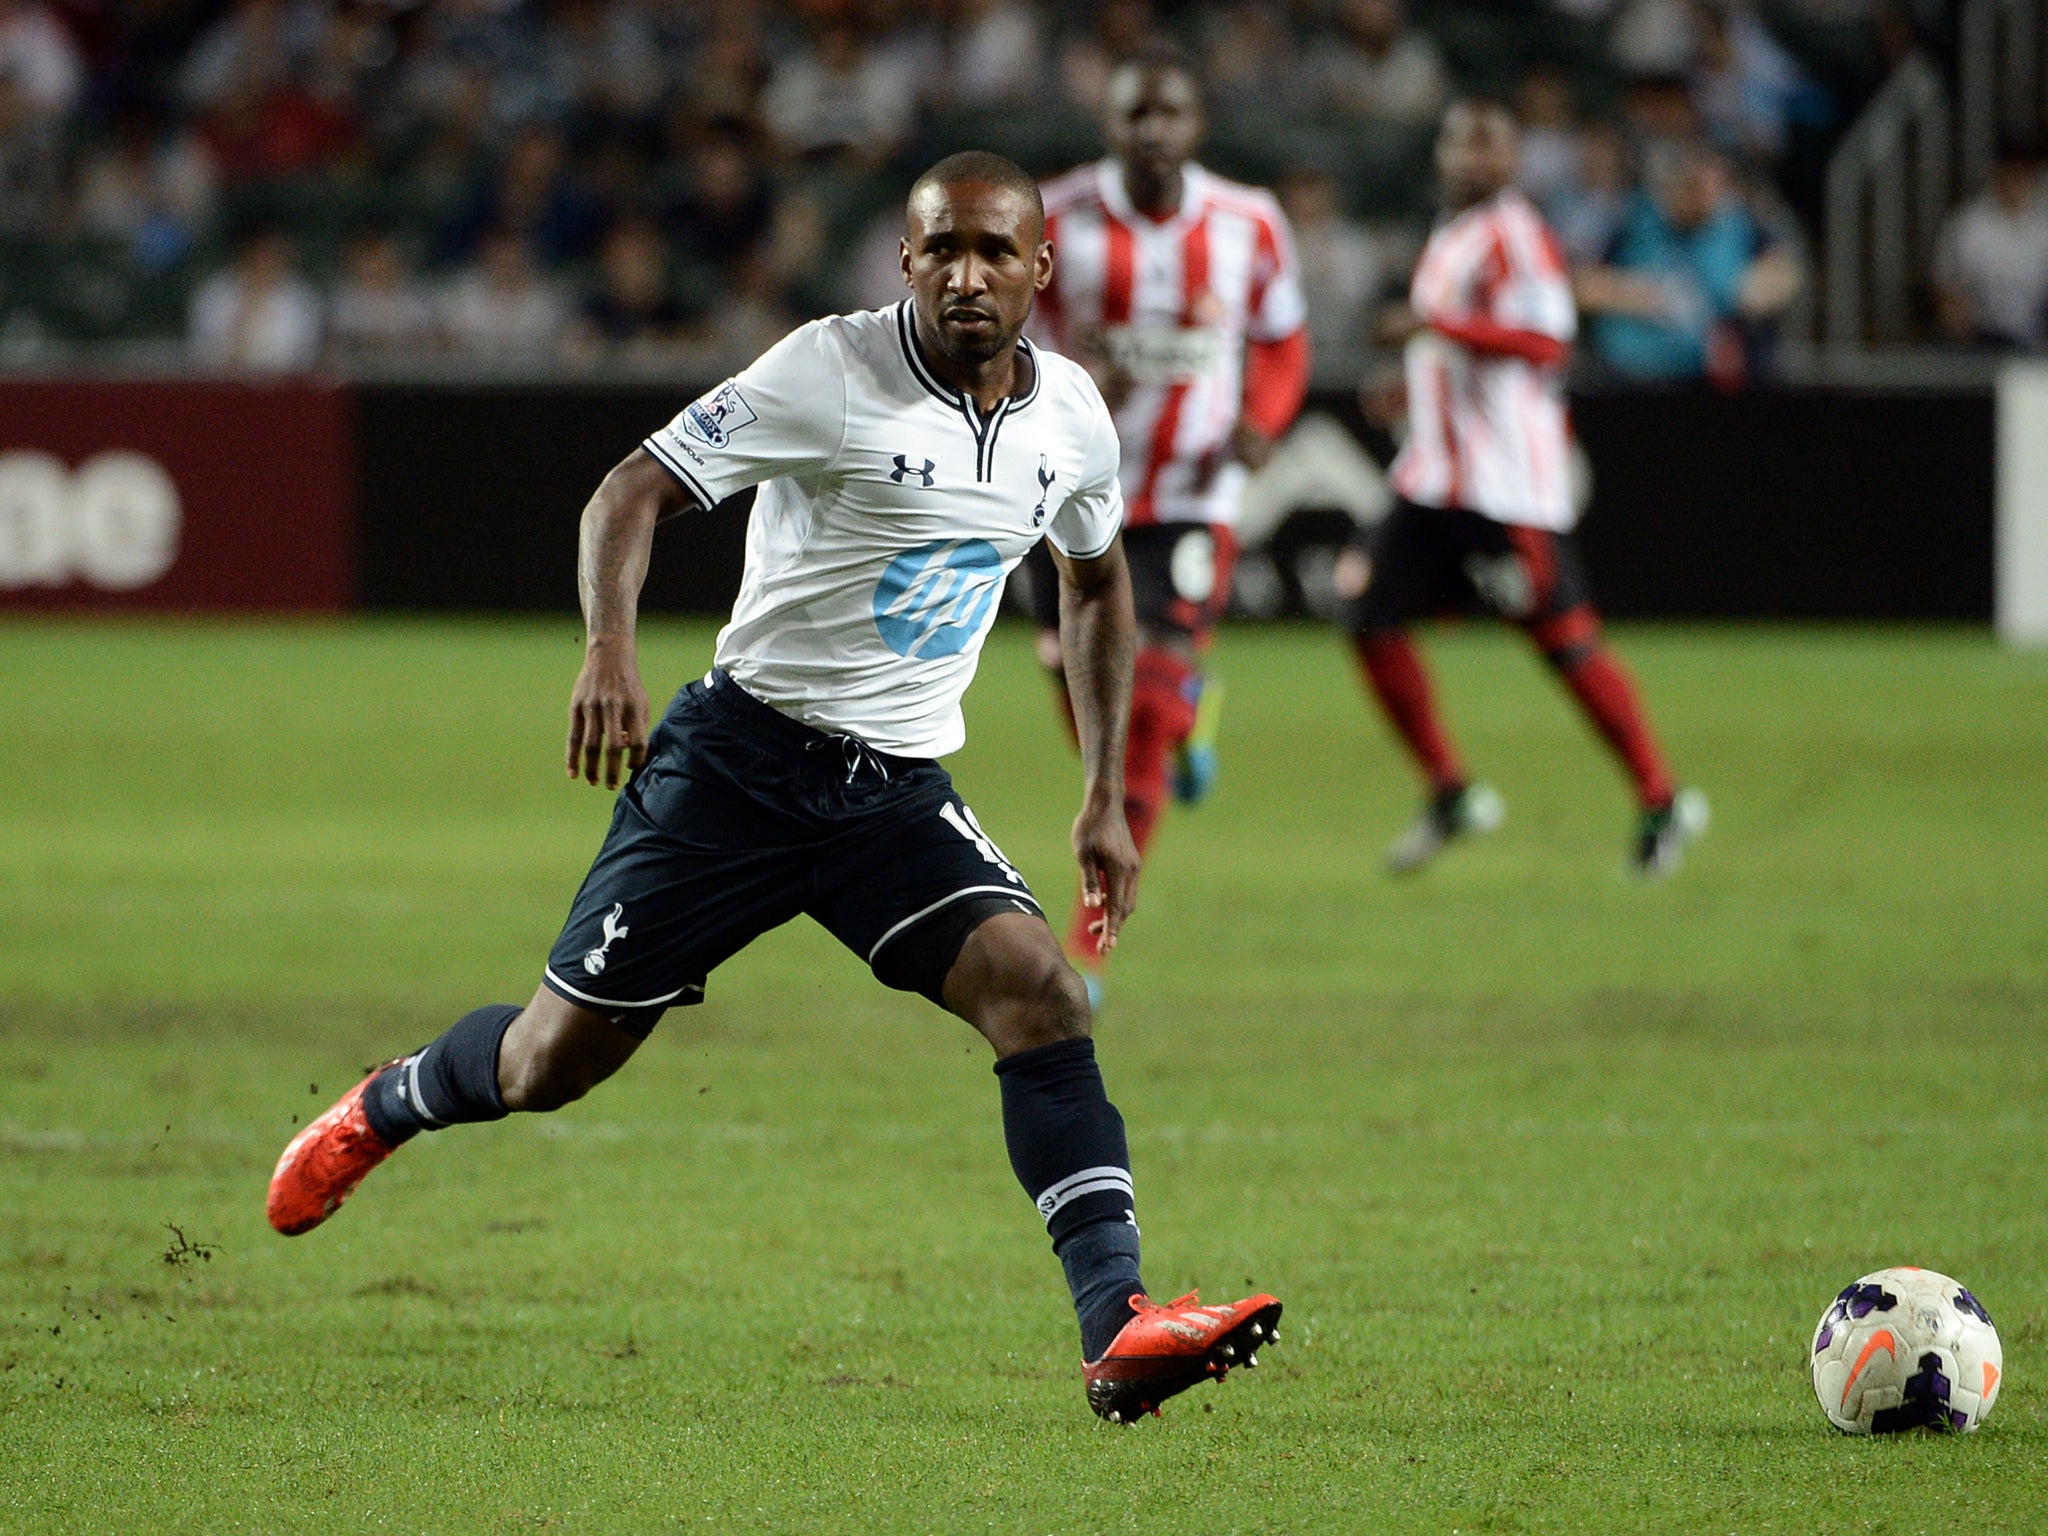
[{"left": 873, "top": 538, "right": 1005, "bottom": 659}]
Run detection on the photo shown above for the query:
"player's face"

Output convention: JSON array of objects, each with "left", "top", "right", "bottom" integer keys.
[
  {"left": 1436, "top": 103, "right": 1518, "bottom": 208},
  {"left": 901, "top": 181, "right": 1052, "bottom": 366},
  {"left": 1104, "top": 66, "right": 1203, "bottom": 186}
]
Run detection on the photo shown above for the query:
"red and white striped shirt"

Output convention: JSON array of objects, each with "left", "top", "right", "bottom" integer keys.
[
  {"left": 1037, "top": 160, "right": 1308, "bottom": 528},
  {"left": 1391, "top": 190, "right": 1578, "bottom": 530}
]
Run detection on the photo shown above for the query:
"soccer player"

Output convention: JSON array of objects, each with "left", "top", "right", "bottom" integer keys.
[
  {"left": 266, "top": 154, "right": 1280, "bottom": 1424},
  {"left": 1023, "top": 47, "right": 1311, "bottom": 984},
  {"left": 1344, "top": 100, "right": 1707, "bottom": 875}
]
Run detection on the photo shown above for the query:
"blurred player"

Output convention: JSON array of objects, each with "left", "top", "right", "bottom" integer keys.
[
  {"left": 1025, "top": 45, "right": 1311, "bottom": 982},
  {"left": 267, "top": 154, "right": 1281, "bottom": 1422},
  {"left": 1343, "top": 99, "right": 1707, "bottom": 875}
]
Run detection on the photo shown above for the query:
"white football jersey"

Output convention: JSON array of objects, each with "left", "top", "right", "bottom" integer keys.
[{"left": 643, "top": 301, "right": 1123, "bottom": 759}]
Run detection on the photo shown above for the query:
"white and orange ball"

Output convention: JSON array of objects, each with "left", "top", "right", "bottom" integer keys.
[{"left": 1810, "top": 1267, "right": 2002, "bottom": 1433}]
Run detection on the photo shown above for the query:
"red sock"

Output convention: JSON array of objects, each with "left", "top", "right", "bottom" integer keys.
[
  {"left": 1353, "top": 630, "right": 1465, "bottom": 793},
  {"left": 1066, "top": 648, "right": 1194, "bottom": 963},
  {"left": 1554, "top": 648, "right": 1674, "bottom": 810}
]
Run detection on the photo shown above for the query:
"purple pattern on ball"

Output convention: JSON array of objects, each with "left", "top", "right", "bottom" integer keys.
[
  {"left": 1813, "top": 1325, "right": 1834, "bottom": 1354},
  {"left": 1870, "top": 1354, "right": 1956, "bottom": 1433},
  {"left": 1845, "top": 1283, "right": 1896, "bottom": 1319},
  {"left": 1954, "top": 1289, "right": 1994, "bottom": 1326}
]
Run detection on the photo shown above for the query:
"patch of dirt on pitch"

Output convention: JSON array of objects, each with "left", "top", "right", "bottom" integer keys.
[{"left": 352, "top": 1275, "right": 443, "bottom": 1299}]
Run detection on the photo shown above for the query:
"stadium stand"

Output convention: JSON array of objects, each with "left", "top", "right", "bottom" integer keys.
[{"left": 0, "top": 0, "right": 2021, "bottom": 378}]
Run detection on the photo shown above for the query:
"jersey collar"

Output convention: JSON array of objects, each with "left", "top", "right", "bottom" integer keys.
[
  {"left": 1097, "top": 157, "right": 1210, "bottom": 232},
  {"left": 893, "top": 300, "right": 1041, "bottom": 482},
  {"left": 893, "top": 299, "right": 1042, "bottom": 417}
]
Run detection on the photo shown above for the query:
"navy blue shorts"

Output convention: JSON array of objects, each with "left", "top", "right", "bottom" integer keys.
[{"left": 543, "top": 670, "right": 1044, "bottom": 1035}]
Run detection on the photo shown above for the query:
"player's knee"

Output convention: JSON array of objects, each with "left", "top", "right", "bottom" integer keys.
[
  {"left": 1527, "top": 606, "right": 1602, "bottom": 670},
  {"left": 1038, "top": 957, "right": 1094, "bottom": 1042},
  {"left": 992, "top": 949, "right": 1094, "bottom": 1054}
]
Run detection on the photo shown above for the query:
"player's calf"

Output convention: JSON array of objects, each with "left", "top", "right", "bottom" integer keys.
[
  {"left": 494, "top": 995, "right": 645, "bottom": 1111},
  {"left": 947, "top": 914, "right": 1148, "bottom": 1367}
]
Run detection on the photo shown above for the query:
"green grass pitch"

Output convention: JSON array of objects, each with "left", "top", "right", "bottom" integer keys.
[{"left": 3, "top": 616, "right": 2046, "bottom": 1533}]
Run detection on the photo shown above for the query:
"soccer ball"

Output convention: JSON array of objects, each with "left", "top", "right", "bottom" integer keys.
[{"left": 1810, "top": 1267, "right": 2002, "bottom": 1433}]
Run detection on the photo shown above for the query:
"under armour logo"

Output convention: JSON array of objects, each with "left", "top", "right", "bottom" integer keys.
[
  {"left": 582, "top": 902, "right": 630, "bottom": 976},
  {"left": 890, "top": 454, "right": 936, "bottom": 487},
  {"left": 1033, "top": 455, "right": 1055, "bottom": 526}
]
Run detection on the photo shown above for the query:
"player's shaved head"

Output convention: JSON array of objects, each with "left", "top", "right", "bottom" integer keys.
[
  {"left": 908, "top": 151, "right": 1044, "bottom": 243},
  {"left": 901, "top": 151, "right": 1053, "bottom": 375},
  {"left": 1437, "top": 96, "right": 1520, "bottom": 209}
]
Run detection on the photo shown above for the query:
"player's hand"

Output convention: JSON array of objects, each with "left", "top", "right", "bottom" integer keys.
[
  {"left": 1360, "top": 372, "right": 1407, "bottom": 429},
  {"left": 1191, "top": 423, "right": 1272, "bottom": 495},
  {"left": 1230, "top": 421, "right": 1276, "bottom": 472},
  {"left": 565, "top": 637, "right": 650, "bottom": 790},
  {"left": 1374, "top": 303, "right": 1424, "bottom": 347},
  {"left": 1072, "top": 789, "right": 1141, "bottom": 953}
]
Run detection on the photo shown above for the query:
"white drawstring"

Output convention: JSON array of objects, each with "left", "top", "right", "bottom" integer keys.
[{"left": 807, "top": 733, "right": 891, "bottom": 784}]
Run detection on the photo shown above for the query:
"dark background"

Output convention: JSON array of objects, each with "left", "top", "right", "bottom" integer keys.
[{"left": 353, "top": 383, "right": 1997, "bottom": 621}]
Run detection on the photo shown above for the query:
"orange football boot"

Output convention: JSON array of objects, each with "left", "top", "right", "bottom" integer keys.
[
  {"left": 1083, "top": 1289, "right": 1283, "bottom": 1422},
  {"left": 266, "top": 1064, "right": 402, "bottom": 1235}
]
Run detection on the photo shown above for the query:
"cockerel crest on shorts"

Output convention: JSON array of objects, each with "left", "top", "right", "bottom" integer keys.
[{"left": 583, "top": 903, "right": 630, "bottom": 975}]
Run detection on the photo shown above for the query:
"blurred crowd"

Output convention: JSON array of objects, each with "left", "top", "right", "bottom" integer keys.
[{"left": 1, "top": 0, "right": 2021, "bottom": 383}]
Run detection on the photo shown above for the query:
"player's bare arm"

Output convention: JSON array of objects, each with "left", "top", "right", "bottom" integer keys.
[
  {"left": 1053, "top": 536, "right": 1141, "bottom": 950},
  {"left": 565, "top": 448, "right": 690, "bottom": 789}
]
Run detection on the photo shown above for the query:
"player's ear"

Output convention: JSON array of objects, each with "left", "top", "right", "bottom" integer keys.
[
  {"left": 898, "top": 236, "right": 913, "bottom": 289},
  {"left": 1033, "top": 239, "right": 1053, "bottom": 292}
]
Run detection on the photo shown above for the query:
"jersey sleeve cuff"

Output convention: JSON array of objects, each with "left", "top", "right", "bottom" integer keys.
[{"left": 642, "top": 434, "right": 719, "bottom": 512}]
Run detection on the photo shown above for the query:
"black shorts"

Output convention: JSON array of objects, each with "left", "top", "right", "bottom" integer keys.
[
  {"left": 1022, "top": 522, "right": 1238, "bottom": 643},
  {"left": 542, "top": 670, "right": 1044, "bottom": 1036},
  {"left": 1344, "top": 499, "right": 1593, "bottom": 633}
]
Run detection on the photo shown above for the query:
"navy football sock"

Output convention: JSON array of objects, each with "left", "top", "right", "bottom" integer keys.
[
  {"left": 1059, "top": 1217, "right": 1145, "bottom": 1360},
  {"left": 994, "top": 1036, "right": 1146, "bottom": 1359},
  {"left": 361, "top": 1004, "right": 519, "bottom": 1147}
]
